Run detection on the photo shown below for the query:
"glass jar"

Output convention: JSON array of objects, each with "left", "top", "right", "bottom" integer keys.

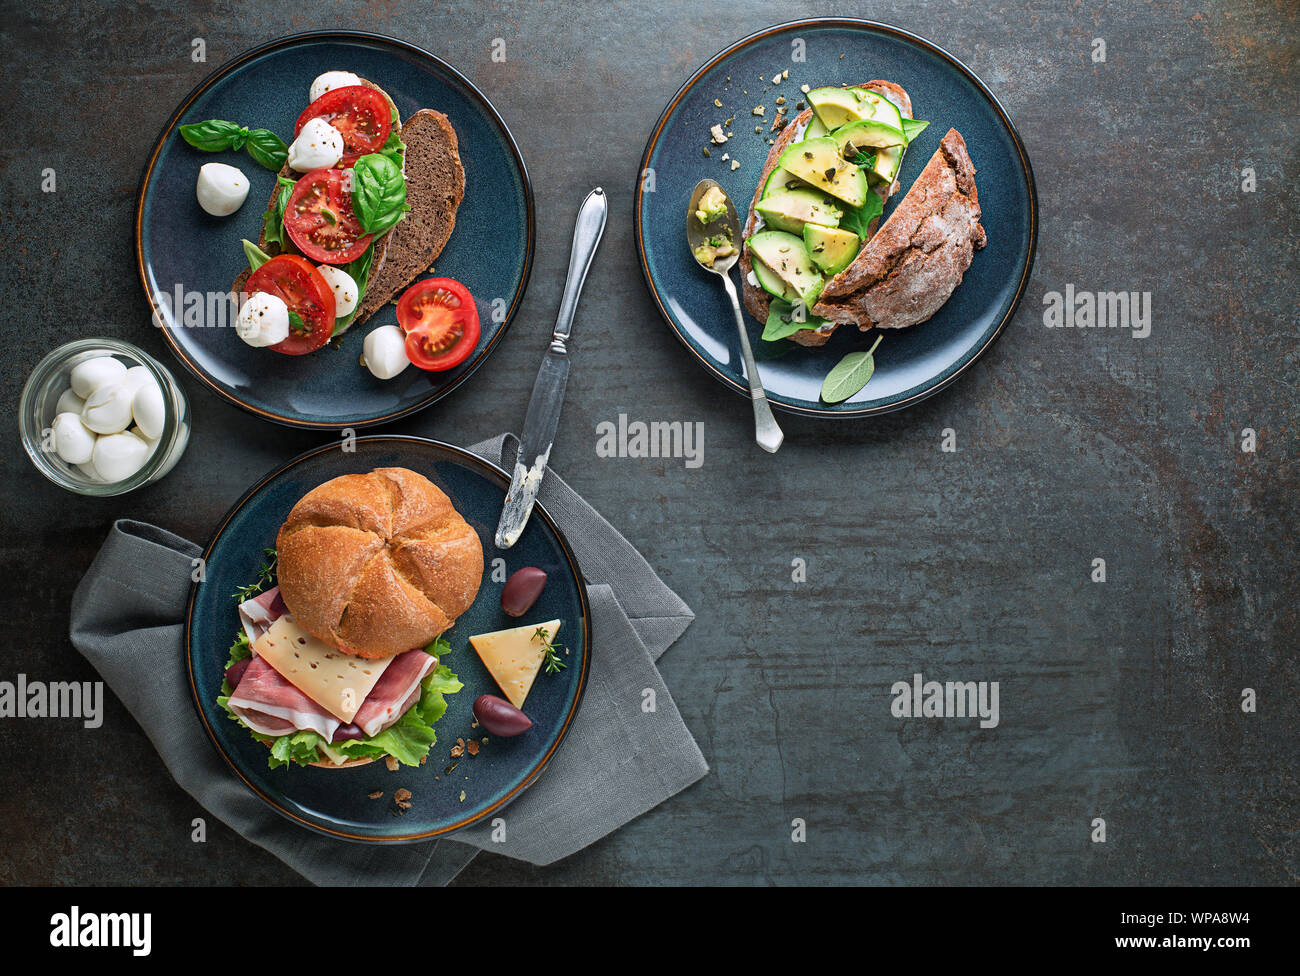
[{"left": 19, "top": 338, "right": 191, "bottom": 496}]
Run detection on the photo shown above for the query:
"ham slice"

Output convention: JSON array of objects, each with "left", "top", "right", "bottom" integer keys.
[
  {"left": 227, "top": 655, "right": 342, "bottom": 741},
  {"left": 353, "top": 649, "right": 437, "bottom": 737},
  {"left": 237, "top": 586, "right": 288, "bottom": 644}
]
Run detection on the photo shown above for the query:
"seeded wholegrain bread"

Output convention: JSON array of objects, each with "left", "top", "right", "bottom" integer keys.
[{"left": 739, "top": 80, "right": 913, "bottom": 347}]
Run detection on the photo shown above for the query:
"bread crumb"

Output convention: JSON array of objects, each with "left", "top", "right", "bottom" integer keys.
[
  {"left": 458, "top": 790, "right": 466, "bottom": 803},
  {"left": 450, "top": 738, "right": 465, "bottom": 758},
  {"left": 368, "top": 791, "right": 383, "bottom": 800},
  {"left": 394, "top": 788, "right": 412, "bottom": 803},
  {"left": 385, "top": 756, "right": 399, "bottom": 771},
  {"left": 709, "top": 123, "right": 727, "bottom": 144},
  {"left": 466, "top": 740, "right": 480, "bottom": 756}
]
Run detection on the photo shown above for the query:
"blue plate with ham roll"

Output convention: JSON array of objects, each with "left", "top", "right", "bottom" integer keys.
[{"left": 185, "top": 435, "right": 590, "bottom": 843}]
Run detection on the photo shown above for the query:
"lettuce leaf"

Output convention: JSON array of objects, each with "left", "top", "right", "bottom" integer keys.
[{"left": 217, "top": 629, "right": 463, "bottom": 770}]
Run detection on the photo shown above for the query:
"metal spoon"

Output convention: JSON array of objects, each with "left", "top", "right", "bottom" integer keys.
[{"left": 686, "top": 179, "right": 784, "bottom": 453}]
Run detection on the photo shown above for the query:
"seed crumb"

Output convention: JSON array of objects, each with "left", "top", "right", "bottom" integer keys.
[
  {"left": 713, "top": 98, "right": 722, "bottom": 108},
  {"left": 752, "top": 105, "right": 765, "bottom": 116},
  {"left": 730, "top": 160, "right": 740, "bottom": 171}
]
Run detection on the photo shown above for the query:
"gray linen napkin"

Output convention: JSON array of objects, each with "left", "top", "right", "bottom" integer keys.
[{"left": 68, "top": 434, "right": 706, "bottom": 886}]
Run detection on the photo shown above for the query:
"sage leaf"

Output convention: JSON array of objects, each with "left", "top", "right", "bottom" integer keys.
[{"left": 820, "top": 334, "right": 883, "bottom": 403}]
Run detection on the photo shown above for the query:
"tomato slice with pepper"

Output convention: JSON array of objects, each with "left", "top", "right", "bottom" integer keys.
[
  {"left": 397, "top": 278, "right": 481, "bottom": 371},
  {"left": 246, "top": 254, "right": 336, "bottom": 355},
  {"left": 284, "top": 168, "right": 373, "bottom": 265},
  {"left": 294, "top": 85, "right": 392, "bottom": 165}
]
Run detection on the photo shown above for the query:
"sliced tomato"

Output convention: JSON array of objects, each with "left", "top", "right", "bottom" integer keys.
[
  {"left": 284, "top": 168, "right": 373, "bottom": 265},
  {"left": 246, "top": 254, "right": 336, "bottom": 355},
  {"left": 295, "top": 85, "right": 392, "bottom": 165},
  {"left": 397, "top": 278, "right": 481, "bottom": 371}
]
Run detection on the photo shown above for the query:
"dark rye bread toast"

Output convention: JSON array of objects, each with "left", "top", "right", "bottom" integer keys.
[
  {"left": 813, "top": 128, "right": 985, "bottom": 331},
  {"left": 233, "top": 82, "right": 465, "bottom": 334},
  {"left": 739, "top": 80, "right": 913, "bottom": 348}
]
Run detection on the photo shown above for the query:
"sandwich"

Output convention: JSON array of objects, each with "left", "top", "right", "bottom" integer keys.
[
  {"left": 740, "top": 83, "right": 985, "bottom": 345},
  {"left": 231, "top": 71, "right": 466, "bottom": 348},
  {"left": 218, "top": 466, "right": 484, "bottom": 769}
]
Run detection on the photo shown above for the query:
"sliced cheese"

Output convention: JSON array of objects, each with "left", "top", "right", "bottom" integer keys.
[
  {"left": 469, "top": 619, "right": 561, "bottom": 710},
  {"left": 252, "top": 615, "right": 393, "bottom": 723}
]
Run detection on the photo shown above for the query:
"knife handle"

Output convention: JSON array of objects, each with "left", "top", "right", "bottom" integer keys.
[{"left": 552, "top": 187, "right": 608, "bottom": 348}]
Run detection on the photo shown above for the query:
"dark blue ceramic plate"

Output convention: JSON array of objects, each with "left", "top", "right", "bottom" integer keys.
[
  {"left": 138, "top": 31, "right": 533, "bottom": 428},
  {"left": 186, "top": 437, "right": 589, "bottom": 843},
  {"left": 636, "top": 19, "right": 1036, "bottom": 416}
]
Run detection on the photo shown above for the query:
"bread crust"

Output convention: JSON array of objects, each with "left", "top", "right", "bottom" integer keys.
[
  {"left": 276, "top": 467, "right": 484, "bottom": 659},
  {"left": 739, "top": 81, "right": 913, "bottom": 347}
]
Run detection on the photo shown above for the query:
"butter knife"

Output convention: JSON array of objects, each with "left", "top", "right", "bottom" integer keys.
[{"left": 494, "top": 186, "right": 608, "bottom": 549}]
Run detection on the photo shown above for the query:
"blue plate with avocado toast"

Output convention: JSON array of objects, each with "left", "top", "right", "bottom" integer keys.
[
  {"left": 137, "top": 31, "right": 533, "bottom": 429},
  {"left": 186, "top": 436, "right": 590, "bottom": 843},
  {"left": 636, "top": 19, "right": 1036, "bottom": 417}
]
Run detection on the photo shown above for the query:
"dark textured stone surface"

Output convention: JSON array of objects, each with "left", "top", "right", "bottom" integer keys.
[{"left": 0, "top": 1, "right": 1295, "bottom": 886}]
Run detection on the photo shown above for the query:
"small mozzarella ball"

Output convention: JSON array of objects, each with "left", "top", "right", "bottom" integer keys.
[
  {"left": 69, "top": 356, "right": 127, "bottom": 398},
  {"left": 236, "top": 292, "right": 291, "bottom": 348},
  {"left": 195, "top": 162, "right": 250, "bottom": 217},
  {"left": 316, "top": 265, "right": 359, "bottom": 317},
  {"left": 75, "top": 462, "right": 106, "bottom": 483},
  {"left": 122, "top": 365, "right": 154, "bottom": 394},
  {"left": 55, "top": 387, "right": 85, "bottom": 416},
  {"left": 310, "top": 71, "right": 363, "bottom": 102},
  {"left": 91, "top": 430, "right": 151, "bottom": 483},
  {"left": 130, "top": 426, "right": 161, "bottom": 455},
  {"left": 52, "top": 412, "right": 97, "bottom": 465},
  {"left": 81, "top": 383, "right": 135, "bottom": 435},
  {"left": 362, "top": 326, "right": 410, "bottom": 380},
  {"left": 132, "top": 382, "right": 167, "bottom": 440},
  {"left": 287, "top": 117, "right": 344, "bottom": 172}
]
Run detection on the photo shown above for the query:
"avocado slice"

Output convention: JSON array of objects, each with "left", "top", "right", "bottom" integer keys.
[
  {"left": 762, "top": 298, "right": 827, "bottom": 342},
  {"left": 807, "top": 87, "right": 865, "bottom": 129},
  {"left": 747, "top": 230, "right": 824, "bottom": 305},
  {"left": 802, "top": 224, "right": 860, "bottom": 276},
  {"left": 776, "top": 137, "right": 869, "bottom": 207},
  {"left": 805, "top": 116, "right": 829, "bottom": 140},
  {"left": 831, "top": 119, "right": 905, "bottom": 157},
  {"left": 762, "top": 166, "right": 809, "bottom": 196},
  {"left": 871, "top": 145, "right": 903, "bottom": 185},
  {"left": 750, "top": 254, "right": 796, "bottom": 302},
  {"left": 755, "top": 187, "right": 844, "bottom": 234},
  {"left": 852, "top": 88, "right": 906, "bottom": 132}
]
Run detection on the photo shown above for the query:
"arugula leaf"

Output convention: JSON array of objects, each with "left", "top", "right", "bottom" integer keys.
[
  {"left": 179, "top": 119, "right": 249, "bottom": 152},
  {"left": 262, "top": 176, "right": 297, "bottom": 249},
  {"left": 839, "top": 192, "right": 884, "bottom": 240},
  {"left": 762, "top": 298, "right": 826, "bottom": 342},
  {"left": 351, "top": 152, "right": 409, "bottom": 235},
  {"left": 245, "top": 128, "right": 288, "bottom": 171}
]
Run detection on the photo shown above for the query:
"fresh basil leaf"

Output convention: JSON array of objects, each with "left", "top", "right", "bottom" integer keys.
[
  {"left": 820, "top": 334, "right": 883, "bottom": 403},
  {"left": 287, "top": 309, "right": 307, "bottom": 335},
  {"left": 242, "top": 239, "right": 272, "bottom": 273},
  {"left": 840, "top": 192, "right": 884, "bottom": 240},
  {"left": 179, "top": 119, "right": 249, "bottom": 152},
  {"left": 351, "top": 152, "right": 409, "bottom": 235},
  {"left": 331, "top": 243, "right": 375, "bottom": 334},
  {"left": 245, "top": 128, "right": 288, "bottom": 171},
  {"left": 762, "top": 298, "right": 826, "bottom": 342}
]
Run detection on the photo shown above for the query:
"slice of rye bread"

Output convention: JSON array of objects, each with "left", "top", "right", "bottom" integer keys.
[
  {"left": 232, "top": 86, "right": 466, "bottom": 333},
  {"left": 739, "top": 80, "right": 913, "bottom": 348},
  {"left": 813, "top": 128, "right": 985, "bottom": 332}
]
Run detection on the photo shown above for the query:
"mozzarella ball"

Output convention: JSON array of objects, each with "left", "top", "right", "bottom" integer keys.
[
  {"left": 75, "top": 462, "right": 106, "bottom": 483},
  {"left": 91, "top": 430, "right": 151, "bottom": 483},
  {"left": 236, "top": 292, "right": 291, "bottom": 348},
  {"left": 316, "top": 265, "right": 359, "bottom": 317},
  {"left": 69, "top": 356, "right": 127, "bottom": 398},
  {"left": 362, "top": 325, "right": 410, "bottom": 380},
  {"left": 52, "top": 412, "right": 97, "bottom": 465},
  {"left": 120, "top": 365, "right": 154, "bottom": 395},
  {"left": 310, "top": 71, "right": 363, "bottom": 102},
  {"left": 81, "top": 383, "right": 135, "bottom": 435},
  {"left": 287, "top": 118, "right": 344, "bottom": 172},
  {"left": 132, "top": 382, "right": 167, "bottom": 440},
  {"left": 55, "top": 387, "right": 85, "bottom": 416},
  {"left": 196, "top": 162, "right": 250, "bottom": 217}
]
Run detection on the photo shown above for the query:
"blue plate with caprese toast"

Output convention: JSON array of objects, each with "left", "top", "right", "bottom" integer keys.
[
  {"left": 186, "top": 436, "right": 590, "bottom": 843},
  {"left": 137, "top": 31, "right": 534, "bottom": 428}
]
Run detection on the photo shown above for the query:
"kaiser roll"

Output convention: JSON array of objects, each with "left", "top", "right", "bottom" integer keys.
[{"left": 275, "top": 467, "right": 484, "bottom": 659}]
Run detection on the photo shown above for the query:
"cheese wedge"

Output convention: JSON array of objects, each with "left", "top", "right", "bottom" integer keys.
[
  {"left": 469, "top": 620, "right": 561, "bottom": 710},
  {"left": 252, "top": 616, "right": 393, "bottom": 723}
]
